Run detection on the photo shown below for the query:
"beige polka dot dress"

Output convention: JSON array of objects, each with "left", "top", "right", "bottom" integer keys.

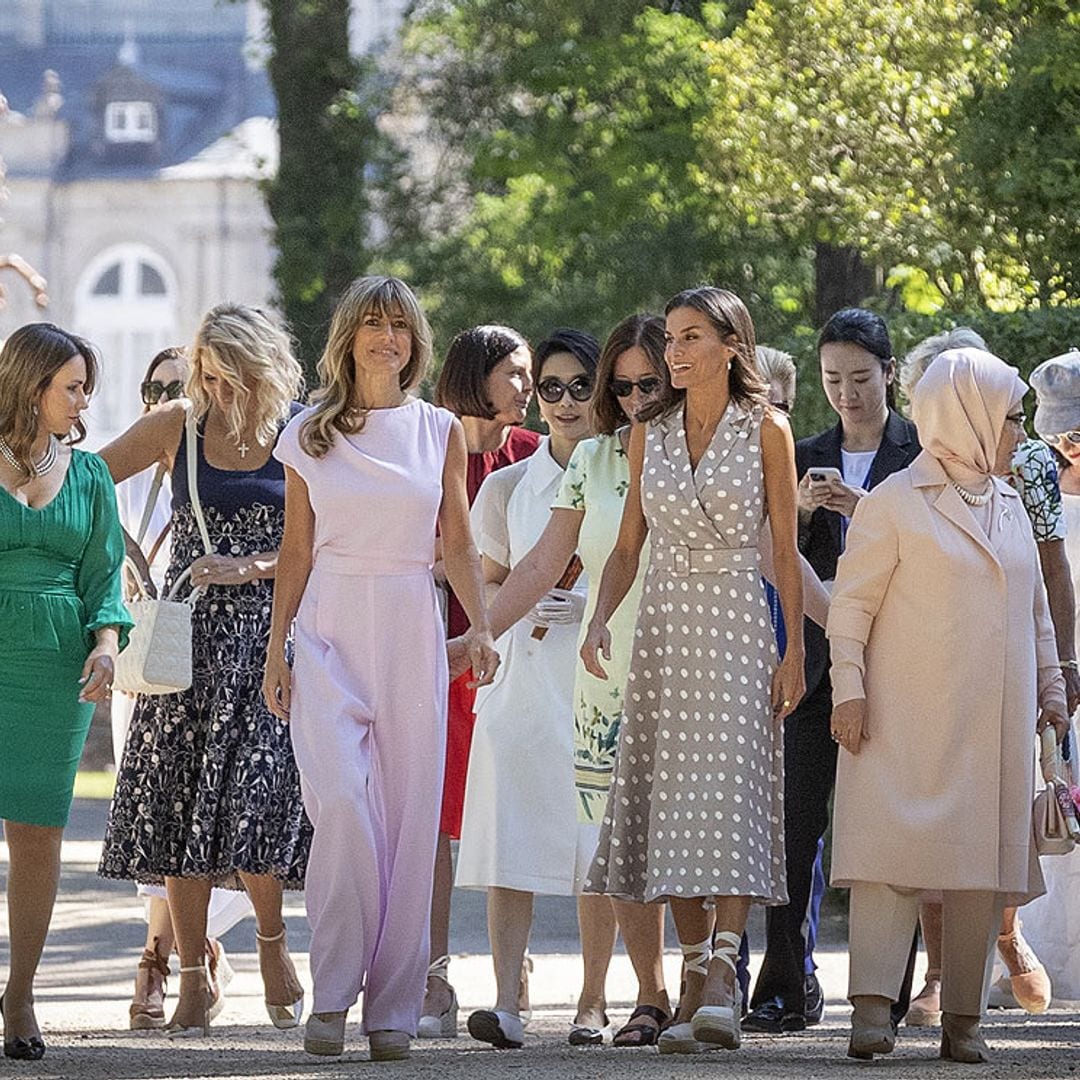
[{"left": 585, "top": 402, "right": 786, "bottom": 905}]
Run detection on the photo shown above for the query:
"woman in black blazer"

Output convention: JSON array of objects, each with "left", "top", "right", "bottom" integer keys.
[{"left": 746, "top": 308, "right": 920, "bottom": 1032}]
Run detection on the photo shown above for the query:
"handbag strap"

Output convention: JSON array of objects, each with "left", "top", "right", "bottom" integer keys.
[
  {"left": 134, "top": 462, "right": 168, "bottom": 547},
  {"left": 184, "top": 403, "right": 213, "bottom": 557}
]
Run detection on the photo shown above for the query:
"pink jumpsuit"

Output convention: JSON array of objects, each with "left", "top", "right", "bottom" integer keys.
[{"left": 274, "top": 399, "right": 452, "bottom": 1034}]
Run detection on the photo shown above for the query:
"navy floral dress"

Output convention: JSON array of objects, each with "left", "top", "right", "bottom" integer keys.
[{"left": 100, "top": 408, "right": 311, "bottom": 889}]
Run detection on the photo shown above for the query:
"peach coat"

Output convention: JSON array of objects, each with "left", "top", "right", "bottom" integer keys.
[{"left": 826, "top": 451, "right": 1054, "bottom": 900}]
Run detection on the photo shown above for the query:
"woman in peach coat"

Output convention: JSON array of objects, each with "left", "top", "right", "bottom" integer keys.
[{"left": 826, "top": 348, "right": 1068, "bottom": 1064}]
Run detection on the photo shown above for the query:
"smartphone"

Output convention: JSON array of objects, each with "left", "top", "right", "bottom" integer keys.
[{"left": 808, "top": 467, "right": 843, "bottom": 484}]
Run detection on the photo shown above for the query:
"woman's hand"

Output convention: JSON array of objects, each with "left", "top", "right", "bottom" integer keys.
[
  {"left": 797, "top": 473, "right": 832, "bottom": 515},
  {"left": 580, "top": 618, "right": 612, "bottom": 680},
  {"left": 79, "top": 641, "right": 118, "bottom": 703},
  {"left": 447, "top": 635, "right": 471, "bottom": 681},
  {"left": 770, "top": 652, "right": 805, "bottom": 723},
  {"left": 820, "top": 480, "right": 867, "bottom": 518},
  {"left": 1037, "top": 702, "right": 1070, "bottom": 745},
  {"left": 190, "top": 554, "right": 260, "bottom": 586},
  {"left": 462, "top": 629, "right": 500, "bottom": 689},
  {"left": 262, "top": 647, "right": 292, "bottom": 721},
  {"left": 526, "top": 588, "right": 586, "bottom": 628},
  {"left": 831, "top": 698, "right": 869, "bottom": 754}
]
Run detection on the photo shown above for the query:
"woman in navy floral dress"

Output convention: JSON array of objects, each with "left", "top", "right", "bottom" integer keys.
[{"left": 99, "top": 304, "right": 312, "bottom": 1035}]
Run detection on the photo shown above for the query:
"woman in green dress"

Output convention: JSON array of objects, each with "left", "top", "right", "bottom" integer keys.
[
  {"left": 478, "top": 313, "right": 677, "bottom": 1045},
  {"left": 0, "top": 322, "right": 132, "bottom": 1060}
]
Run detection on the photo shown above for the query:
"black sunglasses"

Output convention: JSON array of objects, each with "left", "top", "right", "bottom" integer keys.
[
  {"left": 611, "top": 376, "right": 662, "bottom": 399},
  {"left": 769, "top": 399, "right": 791, "bottom": 415},
  {"left": 141, "top": 379, "right": 185, "bottom": 406},
  {"left": 537, "top": 375, "right": 593, "bottom": 404}
]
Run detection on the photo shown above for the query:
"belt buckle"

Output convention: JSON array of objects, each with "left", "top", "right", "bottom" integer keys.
[{"left": 672, "top": 545, "right": 690, "bottom": 576}]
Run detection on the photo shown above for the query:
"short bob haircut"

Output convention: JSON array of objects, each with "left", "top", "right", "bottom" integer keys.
[
  {"left": 435, "top": 325, "right": 529, "bottom": 420},
  {"left": 0, "top": 322, "right": 98, "bottom": 477},
  {"left": 641, "top": 286, "right": 768, "bottom": 424},
  {"left": 591, "top": 313, "right": 671, "bottom": 436},
  {"left": 818, "top": 307, "right": 898, "bottom": 410},
  {"left": 532, "top": 327, "right": 600, "bottom": 386},
  {"left": 188, "top": 303, "right": 303, "bottom": 451},
  {"left": 300, "top": 276, "right": 433, "bottom": 457}
]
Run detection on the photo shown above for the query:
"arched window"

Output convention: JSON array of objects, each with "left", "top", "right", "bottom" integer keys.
[{"left": 74, "top": 244, "right": 180, "bottom": 449}]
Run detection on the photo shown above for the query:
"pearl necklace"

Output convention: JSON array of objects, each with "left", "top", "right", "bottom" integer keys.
[
  {"left": 952, "top": 480, "right": 991, "bottom": 506},
  {"left": 0, "top": 434, "right": 58, "bottom": 477}
]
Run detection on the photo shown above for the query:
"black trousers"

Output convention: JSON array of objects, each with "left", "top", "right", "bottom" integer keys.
[
  {"left": 748, "top": 676, "right": 919, "bottom": 1024},
  {"left": 750, "top": 677, "right": 836, "bottom": 1014}
]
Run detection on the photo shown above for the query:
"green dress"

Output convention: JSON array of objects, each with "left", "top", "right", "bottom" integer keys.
[
  {"left": 0, "top": 449, "right": 132, "bottom": 826},
  {"left": 552, "top": 432, "right": 650, "bottom": 823}
]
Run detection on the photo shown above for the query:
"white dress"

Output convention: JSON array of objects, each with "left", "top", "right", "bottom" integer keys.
[
  {"left": 1016, "top": 491, "right": 1080, "bottom": 1004},
  {"left": 455, "top": 440, "right": 598, "bottom": 895}
]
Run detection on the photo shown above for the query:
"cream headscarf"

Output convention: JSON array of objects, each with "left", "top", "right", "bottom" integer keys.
[{"left": 910, "top": 347, "right": 1027, "bottom": 489}]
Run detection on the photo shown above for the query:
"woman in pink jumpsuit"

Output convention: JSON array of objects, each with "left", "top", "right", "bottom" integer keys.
[{"left": 263, "top": 276, "right": 498, "bottom": 1062}]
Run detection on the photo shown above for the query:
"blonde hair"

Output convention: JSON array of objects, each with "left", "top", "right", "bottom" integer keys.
[
  {"left": 900, "top": 327, "right": 987, "bottom": 405},
  {"left": 756, "top": 345, "right": 797, "bottom": 401},
  {"left": 187, "top": 304, "right": 302, "bottom": 448},
  {"left": 299, "top": 276, "right": 434, "bottom": 458},
  {"left": 0, "top": 322, "right": 98, "bottom": 477}
]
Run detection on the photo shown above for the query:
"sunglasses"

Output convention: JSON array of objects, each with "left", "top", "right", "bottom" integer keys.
[
  {"left": 769, "top": 400, "right": 791, "bottom": 415},
  {"left": 141, "top": 379, "right": 185, "bottom": 406},
  {"left": 611, "top": 376, "right": 663, "bottom": 399},
  {"left": 1050, "top": 430, "right": 1080, "bottom": 446},
  {"left": 537, "top": 375, "right": 593, "bottom": 404}
]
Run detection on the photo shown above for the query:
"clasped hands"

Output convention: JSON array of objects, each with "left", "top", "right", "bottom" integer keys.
[{"left": 446, "top": 629, "right": 501, "bottom": 687}]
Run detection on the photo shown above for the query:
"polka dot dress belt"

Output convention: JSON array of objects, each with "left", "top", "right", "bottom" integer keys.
[{"left": 656, "top": 544, "right": 759, "bottom": 576}]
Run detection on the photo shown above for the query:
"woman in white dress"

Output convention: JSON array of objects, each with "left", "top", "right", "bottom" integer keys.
[
  {"left": 1024, "top": 348, "right": 1080, "bottom": 1006},
  {"left": 111, "top": 347, "right": 250, "bottom": 1029},
  {"left": 455, "top": 329, "right": 606, "bottom": 1050}
]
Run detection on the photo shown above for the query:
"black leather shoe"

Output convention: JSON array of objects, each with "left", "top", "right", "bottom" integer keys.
[
  {"left": 804, "top": 972, "right": 825, "bottom": 1026},
  {"left": 742, "top": 999, "right": 785, "bottom": 1033},
  {"left": 0, "top": 996, "right": 46, "bottom": 1061},
  {"left": 781, "top": 1010, "right": 807, "bottom": 1032}
]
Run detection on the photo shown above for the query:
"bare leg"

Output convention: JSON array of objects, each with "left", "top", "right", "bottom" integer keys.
[
  {"left": 488, "top": 887, "right": 533, "bottom": 1015},
  {"left": 999, "top": 905, "right": 1017, "bottom": 936},
  {"left": 238, "top": 872, "right": 303, "bottom": 1008},
  {"left": 2, "top": 821, "right": 62, "bottom": 1042},
  {"left": 422, "top": 833, "right": 455, "bottom": 1019},
  {"left": 613, "top": 898, "right": 669, "bottom": 1010},
  {"left": 669, "top": 897, "right": 713, "bottom": 1023},
  {"left": 145, "top": 896, "right": 176, "bottom": 955},
  {"left": 702, "top": 897, "right": 752, "bottom": 1007},
  {"left": 575, "top": 894, "right": 617, "bottom": 1026},
  {"left": 164, "top": 876, "right": 212, "bottom": 1028}
]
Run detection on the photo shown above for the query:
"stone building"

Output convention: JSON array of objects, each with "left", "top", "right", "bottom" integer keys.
[{"left": 0, "top": 0, "right": 409, "bottom": 448}]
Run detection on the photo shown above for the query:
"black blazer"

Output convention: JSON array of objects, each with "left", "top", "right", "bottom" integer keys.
[{"left": 796, "top": 408, "right": 920, "bottom": 701}]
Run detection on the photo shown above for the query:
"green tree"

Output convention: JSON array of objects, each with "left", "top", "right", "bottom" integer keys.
[
  {"left": 386, "top": 1, "right": 812, "bottom": 346},
  {"left": 954, "top": 0, "right": 1080, "bottom": 303},
  {"left": 695, "top": 0, "right": 1011, "bottom": 318},
  {"left": 263, "top": 0, "right": 379, "bottom": 376}
]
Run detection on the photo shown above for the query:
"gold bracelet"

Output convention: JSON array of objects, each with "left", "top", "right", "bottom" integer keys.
[{"left": 1061, "top": 659, "right": 1079, "bottom": 671}]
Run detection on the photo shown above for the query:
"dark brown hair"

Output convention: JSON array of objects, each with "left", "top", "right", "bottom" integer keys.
[
  {"left": 591, "top": 314, "right": 672, "bottom": 435},
  {"left": 640, "top": 287, "right": 768, "bottom": 424},
  {"left": 0, "top": 322, "right": 98, "bottom": 476},
  {"left": 434, "top": 324, "right": 529, "bottom": 419},
  {"left": 141, "top": 345, "right": 187, "bottom": 387}
]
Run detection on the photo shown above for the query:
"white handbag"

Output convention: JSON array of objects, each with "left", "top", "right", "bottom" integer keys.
[{"left": 114, "top": 405, "right": 212, "bottom": 696}]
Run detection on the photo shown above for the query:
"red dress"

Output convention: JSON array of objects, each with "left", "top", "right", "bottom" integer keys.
[{"left": 441, "top": 425, "right": 541, "bottom": 837}]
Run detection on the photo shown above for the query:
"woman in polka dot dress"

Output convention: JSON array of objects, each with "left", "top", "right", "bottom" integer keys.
[{"left": 581, "top": 287, "right": 805, "bottom": 1054}]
